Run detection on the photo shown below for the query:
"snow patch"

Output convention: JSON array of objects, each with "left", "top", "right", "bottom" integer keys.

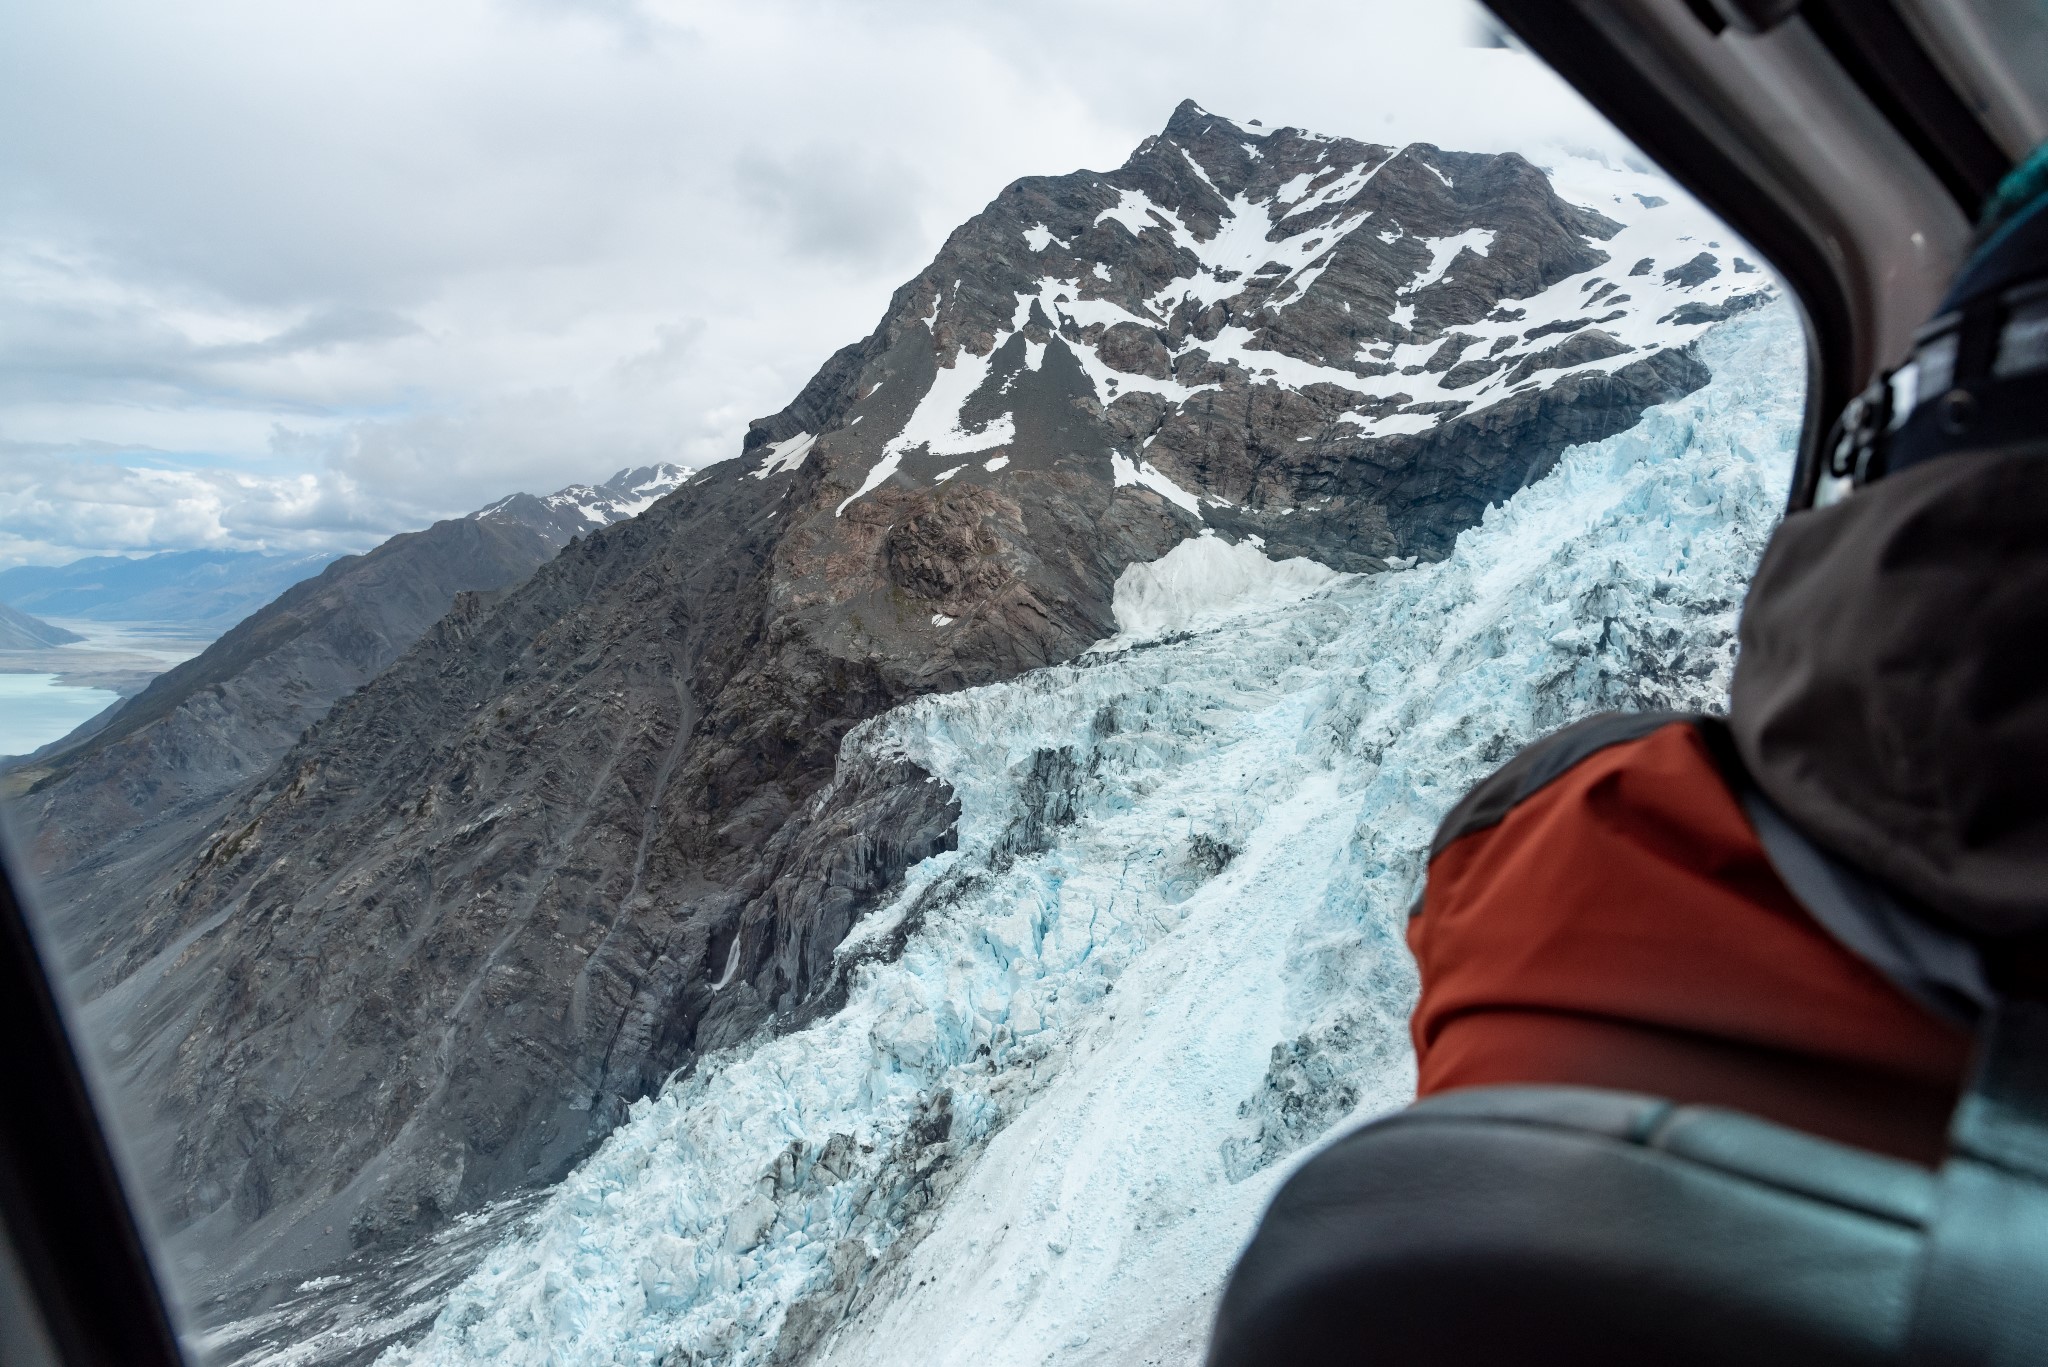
[
  {"left": 1403, "top": 229, "right": 1494, "bottom": 295},
  {"left": 1178, "top": 145, "right": 1223, "bottom": 197},
  {"left": 838, "top": 352, "right": 1015, "bottom": 515},
  {"left": 1095, "top": 187, "right": 1165, "bottom": 237},
  {"left": 1273, "top": 170, "right": 1317, "bottom": 207},
  {"left": 1337, "top": 410, "right": 1437, "bottom": 437},
  {"left": 1109, "top": 452, "right": 1202, "bottom": 515},
  {"left": 752, "top": 432, "right": 817, "bottom": 480}
]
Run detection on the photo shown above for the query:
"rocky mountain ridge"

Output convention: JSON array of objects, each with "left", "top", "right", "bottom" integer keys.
[
  {"left": 6, "top": 464, "right": 687, "bottom": 985},
  {"left": 33, "top": 102, "right": 1768, "bottom": 1332}
]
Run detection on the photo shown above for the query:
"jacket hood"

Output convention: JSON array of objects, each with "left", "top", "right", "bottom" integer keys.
[{"left": 1730, "top": 445, "right": 2048, "bottom": 938}]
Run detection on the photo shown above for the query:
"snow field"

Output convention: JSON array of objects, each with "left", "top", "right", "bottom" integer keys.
[{"left": 382, "top": 303, "right": 1803, "bottom": 1367}]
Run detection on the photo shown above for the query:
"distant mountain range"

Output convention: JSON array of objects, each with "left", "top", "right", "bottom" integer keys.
[
  {"left": 15, "top": 97, "right": 1770, "bottom": 1345},
  {"left": 0, "top": 600, "right": 83, "bottom": 650},
  {"left": 0, "top": 549, "right": 345, "bottom": 636}
]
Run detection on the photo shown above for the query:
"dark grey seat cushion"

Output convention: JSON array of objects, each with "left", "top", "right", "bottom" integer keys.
[{"left": 1208, "top": 1086, "right": 1937, "bottom": 1367}]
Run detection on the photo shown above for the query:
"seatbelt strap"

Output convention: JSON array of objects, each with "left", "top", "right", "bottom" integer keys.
[{"left": 1908, "top": 999, "right": 2048, "bottom": 1365}]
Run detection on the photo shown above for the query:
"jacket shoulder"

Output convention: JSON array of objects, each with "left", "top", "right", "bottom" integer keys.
[{"left": 1429, "top": 712, "right": 1717, "bottom": 859}]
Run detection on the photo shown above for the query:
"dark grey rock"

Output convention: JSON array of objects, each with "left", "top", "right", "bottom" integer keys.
[
  {"left": 1663, "top": 250, "right": 1722, "bottom": 287},
  {"left": 6, "top": 467, "right": 685, "bottom": 1000},
  {"left": 1660, "top": 289, "right": 1775, "bottom": 327}
]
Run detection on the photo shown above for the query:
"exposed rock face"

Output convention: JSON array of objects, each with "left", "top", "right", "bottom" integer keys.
[
  {"left": 27, "top": 102, "right": 1766, "bottom": 1319},
  {"left": 0, "top": 600, "right": 82, "bottom": 649},
  {"left": 6, "top": 465, "right": 686, "bottom": 986}
]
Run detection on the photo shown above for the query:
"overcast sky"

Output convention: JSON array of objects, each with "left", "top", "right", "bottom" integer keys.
[{"left": 0, "top": 0, "right": 1647, "bottom": 568}]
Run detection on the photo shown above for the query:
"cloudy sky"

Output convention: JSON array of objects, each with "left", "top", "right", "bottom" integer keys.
[{"left": 0, "top": 0, "right": 1644, "bottom": 569}]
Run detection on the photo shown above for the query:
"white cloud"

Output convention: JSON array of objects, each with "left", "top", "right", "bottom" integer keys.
[{"left": 0, "top": 0, "right": 1635, "bottom": 568}]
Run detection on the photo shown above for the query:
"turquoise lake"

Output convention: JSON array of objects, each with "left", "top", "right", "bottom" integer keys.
[{"left": 0, "top": 673, "right": 120, "bottom": 757}]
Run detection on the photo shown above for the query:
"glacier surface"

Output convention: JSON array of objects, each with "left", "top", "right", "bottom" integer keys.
[{"left": 374, "top": 304, "right": 1801, "bottom": 1367}]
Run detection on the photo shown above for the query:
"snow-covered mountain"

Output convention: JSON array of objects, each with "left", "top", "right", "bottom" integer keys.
[
  {"left": 808, "top": 100, "right": 1766, "bottom": 570},
  {"left": 222, "top": 296, "right": 1800, "bottom": 1367},
  {"left": 28, "top": 100, "right": 1788, "bottom": 1362}
]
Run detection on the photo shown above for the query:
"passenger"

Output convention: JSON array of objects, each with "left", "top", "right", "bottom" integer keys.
[{"left": 1208, "top": 144, "right": 2048, "bottom": 1367}]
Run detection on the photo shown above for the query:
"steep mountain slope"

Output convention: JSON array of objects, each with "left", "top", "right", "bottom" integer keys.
[
  {"left": 0, "top": 548, "right": 343, "bottom": 635},
  {"left": 0, "top": 600, "right": 83, "bottom": 648},
  {"left": 50, "top": 103, "right": 1765, "bottom": 1326},
  {"left": 6, "top": 465, "right": 685, "bottom": 975}
]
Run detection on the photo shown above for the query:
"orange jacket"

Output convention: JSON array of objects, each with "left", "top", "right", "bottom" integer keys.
[{"left": 1409, "top": 716, "right": 1971, "bottom": 1165}]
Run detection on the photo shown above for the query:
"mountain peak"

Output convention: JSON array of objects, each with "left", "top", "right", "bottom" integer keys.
[
  {"left": 1164, "top": 96, "right": 1216, "bottom": 132},
  {"left": 473, "top": 462, "right": 690, "bottom": 546}
]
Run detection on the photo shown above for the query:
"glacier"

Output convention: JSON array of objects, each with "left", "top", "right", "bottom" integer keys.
[{"left": 362, "top": 303, "right": 1801, "bottom": 1367}]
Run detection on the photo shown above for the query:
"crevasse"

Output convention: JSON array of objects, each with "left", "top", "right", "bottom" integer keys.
[{"left": 378, "top": 303, "right": 1802, "bottom": 1367}]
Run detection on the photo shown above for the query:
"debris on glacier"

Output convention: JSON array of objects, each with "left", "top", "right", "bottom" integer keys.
[{"left": 379, "top": 302, "right": 1802, "bottom": 1367}]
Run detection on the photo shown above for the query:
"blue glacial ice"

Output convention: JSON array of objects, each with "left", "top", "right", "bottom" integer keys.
[{"left": 376, "top": 303, "right": 1804, "bottom": 1367}]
